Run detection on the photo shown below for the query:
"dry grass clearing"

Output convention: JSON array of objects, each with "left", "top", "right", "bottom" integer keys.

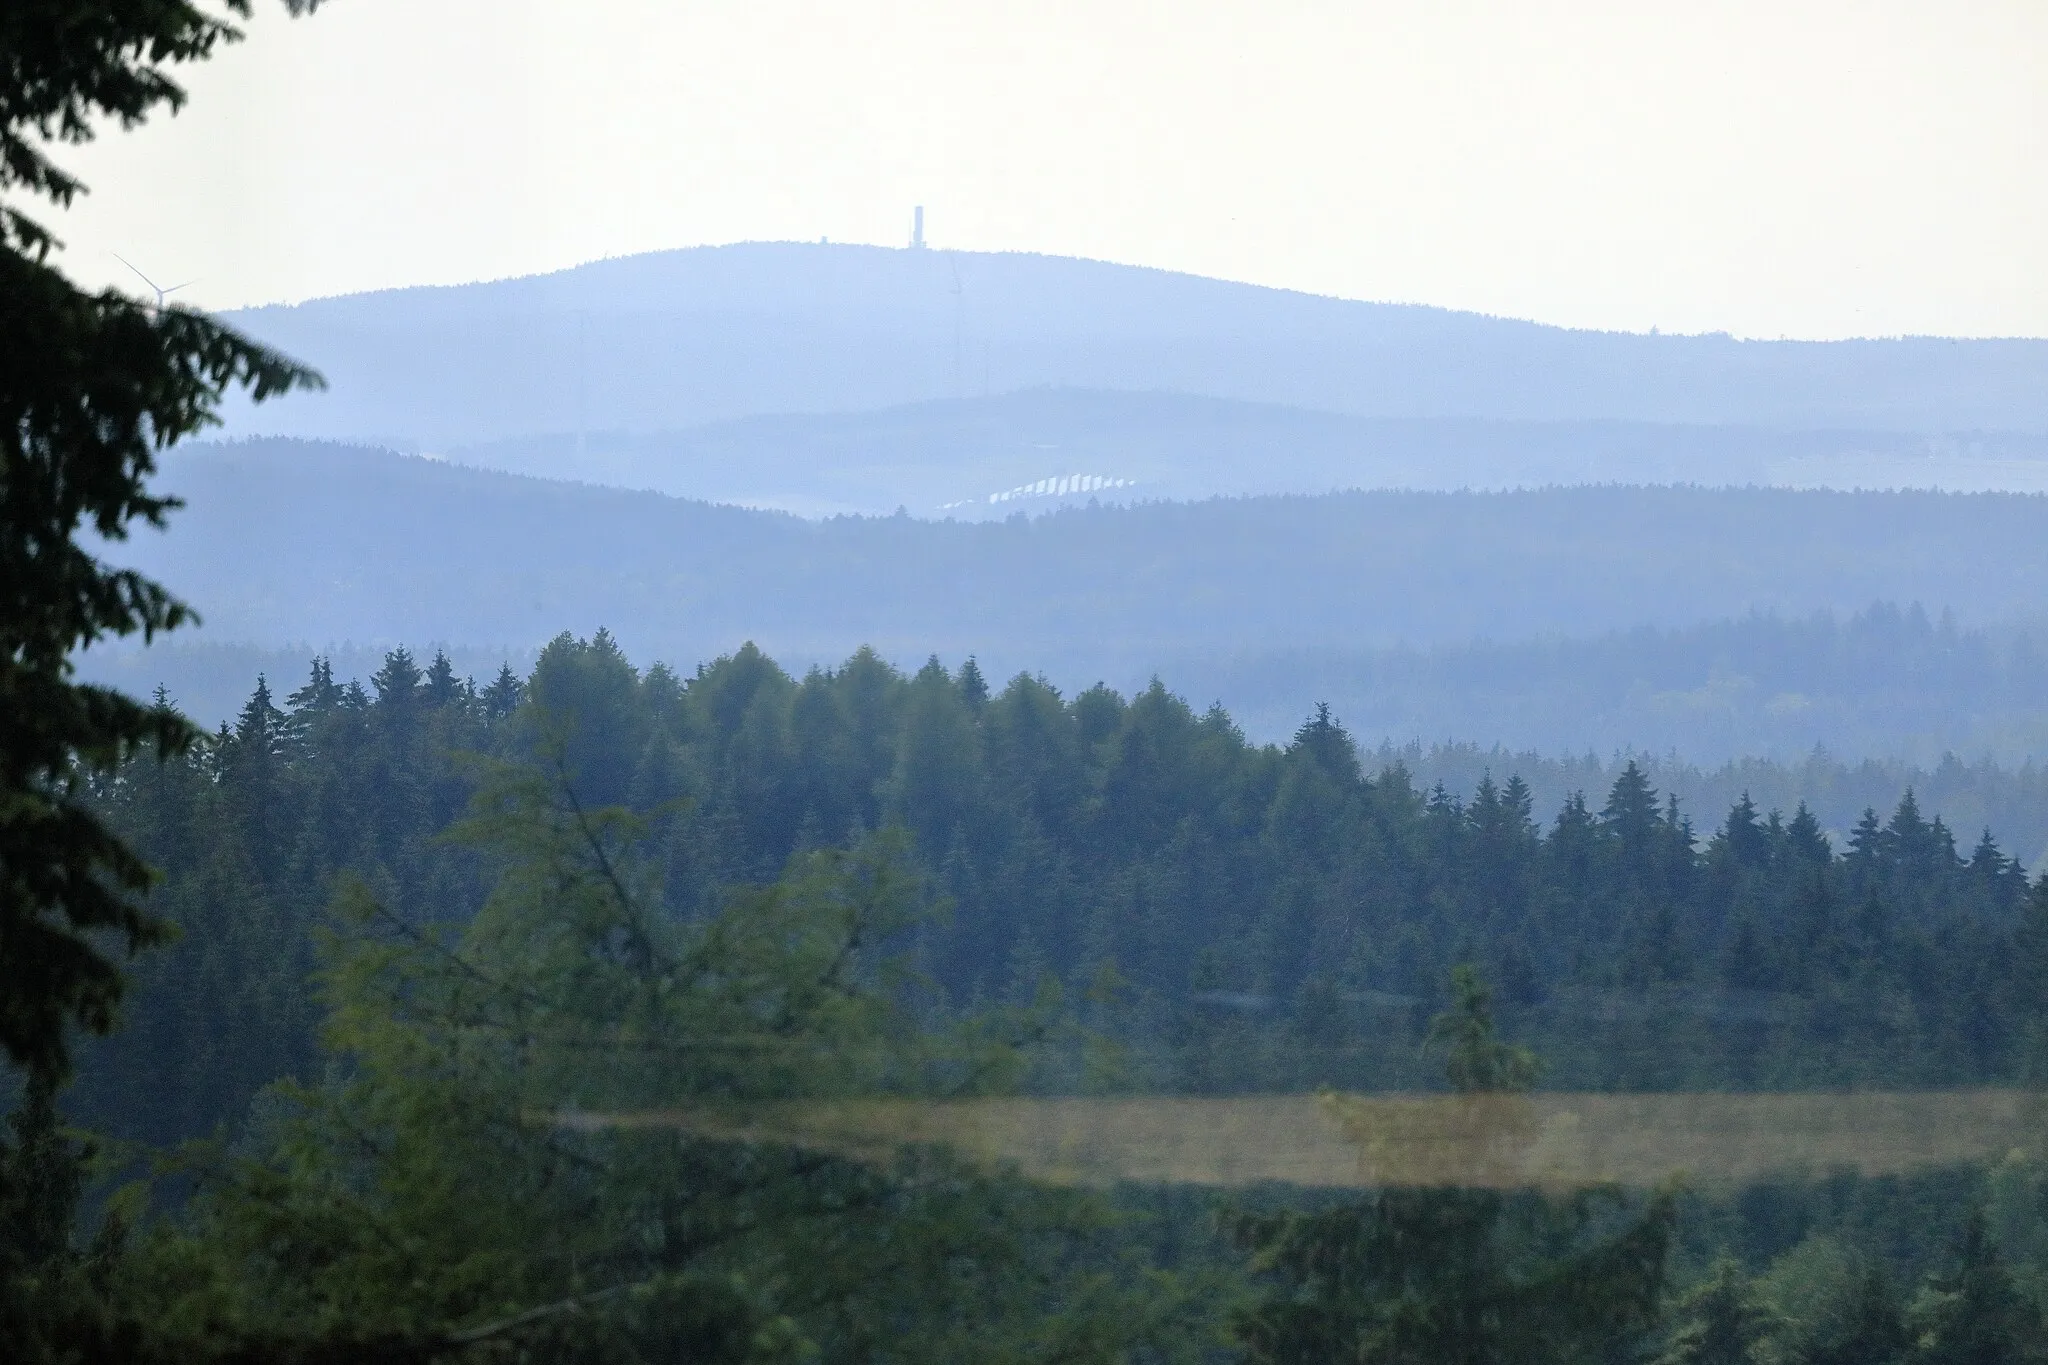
[{"left": 557, "top": 1089, "right": 2047, "bottom": 1189}]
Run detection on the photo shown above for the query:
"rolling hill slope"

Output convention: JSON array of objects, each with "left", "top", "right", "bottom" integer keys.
[
  {"left": 103, "top": 439, "right": 2048, "bottom": 661},
  {"left": 438, "top": 389, "right": 2048, "bottom": 518},
  {"left": 76, "top": 438, "right": 2048, "bottom": 766},
  {"left": 217, "top": 243, "right": 2048, "bottom": 456}
]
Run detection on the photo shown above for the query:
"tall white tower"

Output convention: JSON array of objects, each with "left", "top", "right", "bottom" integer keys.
[{"left": 911, "top": 206, "right": 925, "bottom": 249}]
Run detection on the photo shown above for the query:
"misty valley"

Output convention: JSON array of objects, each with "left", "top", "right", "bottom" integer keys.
[{"left": 11, "top": 8, "right": 2048, "bottom": 1364}]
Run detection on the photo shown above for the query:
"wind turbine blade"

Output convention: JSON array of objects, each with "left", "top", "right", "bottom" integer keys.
[{"left": 111, "top": 251, "right": 162, "bottom": 295}]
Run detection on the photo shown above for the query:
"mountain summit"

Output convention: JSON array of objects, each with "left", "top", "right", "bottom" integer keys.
[{"left": 219, "top": 243, "right": 2048, "bottom": 448}]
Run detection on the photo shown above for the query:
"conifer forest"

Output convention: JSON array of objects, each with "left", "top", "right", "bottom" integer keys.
[{"left": 8, "top": 4, "right": 2048, "bottom": 1363}]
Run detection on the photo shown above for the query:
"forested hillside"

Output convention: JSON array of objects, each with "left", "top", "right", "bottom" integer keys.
[
  {"left": 1375, "top": 742, "right": 2048, "bottom": 876},
  {"left": 114, "top": 444, "right": 2048, "bottom": 661},
  {"left": 438, "top": 388, "right": 2048, "bottom": 517},
  {"left": 85, "top": 603, "right": 2048, "bottom": 769},
  {"left": 20, "top": 13, "right": 2048, "bottom": 1363},
  {"left": 216, "top": 243, "right": 2048, "bottom": 446},
  {"left": 80, "top": 635, "right": 2048, "bottom": 1154},
  {"left": 83, "top": 440, "right": 2048, "bottom": 761},
  {"left": 1185, "top": 603, "right": 2048, "bottom": 766}
]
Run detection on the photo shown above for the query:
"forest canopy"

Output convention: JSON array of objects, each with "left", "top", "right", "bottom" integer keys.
[
  {"left": 72, "top": 635, "right": 2048, "bottom": 1152},
  {"left": 9, "top": 7, "right": 2048, "bottom": 1363},
  {"left": 5, "top": 633, "right": 2037, "bottom": 1364}
]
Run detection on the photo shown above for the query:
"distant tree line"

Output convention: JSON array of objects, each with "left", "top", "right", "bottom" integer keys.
[
  {"left": 118, "top": 443, "right": 2048, "bottom": 691},
  {"left": 1187, "top": 599, "right": 2048, "bottom": 767},
  {"left": 82, "top": 596, "right": 2048, "bottom": 778}
]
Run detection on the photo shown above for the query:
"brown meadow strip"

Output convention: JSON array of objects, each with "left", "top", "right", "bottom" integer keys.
[{"left": 553, "top": 1090, "right": 2048, "bottom": 1189}]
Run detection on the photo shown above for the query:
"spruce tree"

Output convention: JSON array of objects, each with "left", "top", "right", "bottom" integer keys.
[
  {"left": 480, "top": 662, "right": 525, "bottom": 721},
  {"left": 1786, "top": 803, "right": 1832, "bottom": 866},
  {"left": 1601, "top": 761, "right": 1662, "bottom": 848},
  {"left": 1906, "top": 1210, "right": 2045, "bottom": 1365},
  {"left": 0, "top": 1074, "right": 103, "bottom": 1363},
  {"left": 231, "top": 675, "right": 287, "bottom": 764},
  {"left": 1425, "top": 963, "right": 1539, "bottom": 1094},
  {"left": 1718, "top": 793, "right": 1769, "bottom": 869},
  {"left": 421, "top": 648, "right": 463, "bottom": 708},
  {"left": 956, "top": 654, "right": 990, "bottom": 709},
  {"left": 1653, "top": 1256, "right": 1781, "bottom": 1365},
  {"left": 1290, "top": 701, "right": 1360, "bottom": 784},
  {"left": 1885, "top": 791, "right": 1933, "bottom": 874},
  {"left": 1847, "top": 808, "right": 1887, "bottom": 878},
  {"left": 369, "top": 646, "right": 423, "bottom": 707},
  {"left": 1799, "top": 1264, "right": 1906, "bottom": 1365},
  {"left": 284, "top": 656, "right": 340, "bottom": 715},
  {"left": 1, "top": 0, "right": 323, "bottom": 1089},
  {"left": 1502, "top": 774, "right": 1536, "bottom": 835}
]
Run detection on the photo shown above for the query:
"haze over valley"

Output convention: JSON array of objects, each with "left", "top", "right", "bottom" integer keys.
[
  {"left": 83, "top": 242, "right": 2048, "bottom": 783},
  {"left": 212, "top": 244, "right": 2048, "bottom": 514},
  {"left": 20, "top": 9, "right": 2048, "bottom": 1359}
]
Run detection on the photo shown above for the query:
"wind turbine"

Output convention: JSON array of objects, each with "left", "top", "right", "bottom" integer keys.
[
  {"left": 112, "top": 252, "right": 194, "bottom": 313},
  {"left": 948, "top": 253, "right": 964, "bottom": 399}
]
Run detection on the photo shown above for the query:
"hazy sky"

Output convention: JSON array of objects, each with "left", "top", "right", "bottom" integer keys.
[{"left": 38, "top": 0, "right": 2048, "bottom": 338}]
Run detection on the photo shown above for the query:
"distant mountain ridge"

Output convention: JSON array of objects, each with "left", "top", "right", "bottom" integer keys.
[
  {"left": 106, "top": 437, "right": 2048, "bottom": 673},
  {"left": 75, "top": 438, "right": 2048, "bottom": 763},
  {"left": 216, "top": 243, "right": 2048, "bottom": 451},
  {"left": 439, "top": 389, "right": 2048, "bottom": 518}
]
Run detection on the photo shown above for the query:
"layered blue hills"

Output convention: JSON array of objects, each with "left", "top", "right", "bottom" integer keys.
[{"left": 219, "top": 242, "right": 2048, "bottom": 452}]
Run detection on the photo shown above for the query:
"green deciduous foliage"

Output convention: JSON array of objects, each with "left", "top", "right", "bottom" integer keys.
[
  {"left": 81, "top": 743, "right": 1187, "bottom": 1363},
  {"left": 1, "top": 0, "right": 322, "bottom": 1088}
]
